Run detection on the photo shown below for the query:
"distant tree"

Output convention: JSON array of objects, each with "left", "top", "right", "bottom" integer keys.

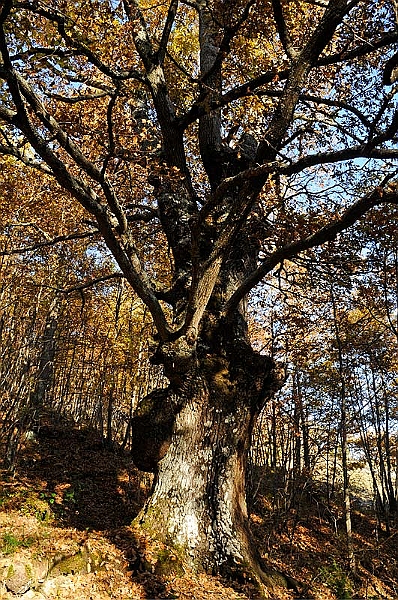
[{"left": 1, "top": 0, "right": 398, "bottom": 593}]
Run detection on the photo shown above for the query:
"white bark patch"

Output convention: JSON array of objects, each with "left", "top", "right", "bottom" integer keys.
[
  {"left": 178, "top": 462, "right": 196, "bottom": 491},
  {"left": 168, "top": 505, "right": 200, "bottom": 550},
  {"left": 182, "top": 512, "right": 199, "bottom": 549},
  {"left": 147, "top": 65, "right": 165, "bottom": 92}
]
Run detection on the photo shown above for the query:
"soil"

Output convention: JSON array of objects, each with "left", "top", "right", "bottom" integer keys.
[{"left": 1, "top": 420, "right": 397, "bottom": 599}]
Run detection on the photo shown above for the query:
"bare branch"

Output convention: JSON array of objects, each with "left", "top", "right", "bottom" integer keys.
[
  {"left": 0, "top": 139, "right": 54, "bottom": 174},
  {"left": 257, "top": 89, "right": 373, "bottom": 129},
  {"left": 101, "top": 85, "right": 120, "bottom": 180},
  {"left": 0, "top": 28, "right": 171, "bottom": 338},
  {"left": 14, "top": 1, "right": 140, "bottom": 80},
  {"left": 271, "top": 0, "right": 297, "bottom": 60},
  {"left": 9, "top": 69, "right": 128, "bottom": 232},
  {"left": 56, "top": 272, "right": 125, "bottom": 294},
  {"left": 202, "top": 141, "right": 398, "bottom": 206},
  {"left": 284, "top": 146, "right": 398, "bottom": 175},
  {"left": 223, "top": 185, "right": 398, "bottom": 315},
  {"left": 0, "top": 230, "right": 98, "bottom": 256},
  {"left": 0, "top": 59, "right": 104, "bottom": 218},
  {"left": 46, "top": 91, "right": 109, "bottom": 104},
  {"left": 180, "top": 31, "right": 398, "bottom": 130},
  {"left": 157, "top": 0, "right": 179, "bottom": 65},
  {"left": 200, "top": 161, "right": 286, "bottom": 222},
  {"left": 259, "top": 0, "right": 361, "bottom": 158},
  {"left": 10, "top": 47, "right": 75, "bottom": 62}
]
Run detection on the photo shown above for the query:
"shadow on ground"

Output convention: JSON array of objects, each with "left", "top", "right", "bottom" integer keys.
[
  {"left": 1, "top": 419, "right": 175, "bottom": 599},
  {"left": 2, "top": 418, "right": 398, "bottom": 599}
]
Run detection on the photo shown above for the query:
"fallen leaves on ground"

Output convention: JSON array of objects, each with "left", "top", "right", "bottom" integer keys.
[{"left": 0, "top": 422, "right": 397, "bottom": 599}]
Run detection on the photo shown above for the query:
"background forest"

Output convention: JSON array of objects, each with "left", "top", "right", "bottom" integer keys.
[
  {"left": 2, "top": 160, "right": 398, "bottom": 523},
  {"left": 1, "top": 160, "right": 398, "bottom": 599},
  {"left": 1, "top": 0, "right": 398, "bottom": 597}
]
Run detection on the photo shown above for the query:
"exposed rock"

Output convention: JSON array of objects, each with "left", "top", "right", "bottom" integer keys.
[
  {"left": 1, "top": 548, "right": 104, "bottom": 597},
  {"left": 5, "top": 561, "right": 32, "bottom": 595},
  {"left": 40, "top": 574, "right": 80, "bottom": 597},
  {"left": 50, "top": 547, "right": 103, "bottom": 576}
]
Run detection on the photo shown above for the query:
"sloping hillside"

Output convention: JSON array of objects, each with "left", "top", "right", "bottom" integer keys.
[{"left": 1, "top": 419, "right": 397, "bottom": 599}]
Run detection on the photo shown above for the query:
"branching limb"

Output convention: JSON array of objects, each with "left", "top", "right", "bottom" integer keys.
[
  {"left": 198, "top": 0, "right": 256, "bottom": 86},
  {"left": 10, "top": 47, "right": 76, "bottom": 62},
  {"left": 367, "top": 90, "right": 398, "bottom": 142},
  {"left": 122, "top": 0, "right": 155, "bottom": 70},
  {"left": 123, "top": 0, "right": 197, "bottom": 279},
  {"left": 101, "top": 84, "right": 120, "bottom": 180},
  {"left": 0, "top": 46, "right": 104, "bottom": 217},
  {"left": 367, "top": 110, "right": 398, "bottom": 148},
  {"left": 14, "top": 1, "right": 140, "bottom": 80},
  {"left": 202, "top": 142, "right": 398, "bottom": 205},
  {"left": 180, "top": 32, "right": 398, "bottom": 130},
  {"left": 0, "top": 22, "right": 172, "bottom": 340},
  {"left": 257, "top": 89, "right": 373, "bottom": 130},
  {"left": 63, "top": 76, "right": 117, "bottom": 94},
  {"left": 200, "top": 161, "right": 286, "bottom": 223},
  {"left": 223, "top": 184, "right": 398, "bottom": 315},
  {"left": 46, "top": 91, "right": 109, "bottom": 104},
  {"left": 271, "top": 0, "right": 297, "bottom": 60},
  {"left": 0, "top": 230, "right": 98, "bottom": 256},
  {"left": 284, "top": 146, "right": 398, "bottom": 174},
  {"left": 259, "top": 0, "right": 360, "bottom": 158},
  {"left": 184, "top": 185, "right": 259, "bottom": 339},
  {"left": 0, "top": 122, "right": 54, "bottom": 174},
  {"left": 34, "top": 87, "right": 122, "bottom": 218},
  {"left": 55, "top": 272, "right": 125, "bottom": 294},
  {"left": 157, "top": 0, "right": 179, "bottom": 65},
  {"left": 2, "top": 66, "right": 128, "bottom": 232}
]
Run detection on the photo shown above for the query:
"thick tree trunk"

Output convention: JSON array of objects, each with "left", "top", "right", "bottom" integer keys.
[{"left": 131, "top": 337, "right": 288, "bottom": 596}]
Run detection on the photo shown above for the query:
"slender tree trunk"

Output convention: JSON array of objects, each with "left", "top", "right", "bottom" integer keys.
[
  {"left": 30, "top": 295, "right": 63, "bottom": 420},
  {"left": 295, "top": 372, "right": 311, "bottom": 472},
  {"left": 331, "top": 287, "right": 354, "bottom": 570}
]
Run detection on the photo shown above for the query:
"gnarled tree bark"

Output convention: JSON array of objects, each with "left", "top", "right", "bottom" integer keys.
[{"left": 131, "top": 324, "right": 285, "bottom": 593}]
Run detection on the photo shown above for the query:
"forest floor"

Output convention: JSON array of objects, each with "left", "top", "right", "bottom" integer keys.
[{"left": 0, "top": 418, "right": 397, "bottom": 600}]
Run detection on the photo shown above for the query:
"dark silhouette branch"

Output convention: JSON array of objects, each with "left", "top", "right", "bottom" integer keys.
[
  {"left": 55, "top": 272, "right": 125, "bottom": 294},
  {"left": 14, "top": 1, "right": 141, "bottom": 81},
  {"left": 157, "top": 0, "right": 179, "bottom": 65},
  {"left": 46, "top": 91, "right": 109, "bottom": 103},
  {"left": 0, "top": 230, "right": 98, "bottom": 256},
  {"left": 271, "top": 0, "right": 297, "bottom": 60},
  {"left": 0, "top": 27, "right": 172, "bottom": 340},
  {"left": 180, "top": 32, "right": 398, "bottom": 130},
  {"left": 223, "top": 185, "right": 398, "bottom": 315}
]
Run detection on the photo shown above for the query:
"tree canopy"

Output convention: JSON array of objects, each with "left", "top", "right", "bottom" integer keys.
[{"left": 1, "top": 0, "right": 397, "bottom": 337}]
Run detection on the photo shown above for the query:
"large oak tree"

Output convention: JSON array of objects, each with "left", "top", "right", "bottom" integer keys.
[{"left": 1, "top": 0, "right": 398, "bottom": 594}]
